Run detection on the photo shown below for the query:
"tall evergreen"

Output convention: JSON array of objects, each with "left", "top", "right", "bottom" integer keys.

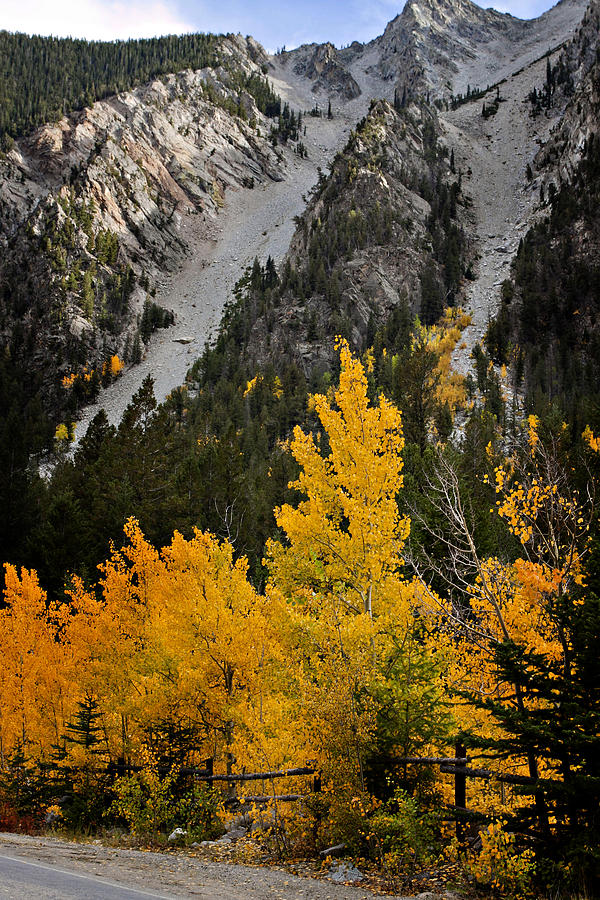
[
  {"left": 65, "top": 695, "right": 106, "bottom": 752},
  {"left": 460, "top": 536, "right": 600, "bottom": 892}
]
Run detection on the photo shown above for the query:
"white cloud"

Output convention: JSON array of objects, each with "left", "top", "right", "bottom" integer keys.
[{"left": 1, "top": 0, "right": 195, "bottom": 40}]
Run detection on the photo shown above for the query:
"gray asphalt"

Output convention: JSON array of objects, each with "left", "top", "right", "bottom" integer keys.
[{"left": 0, "top": 852, "right": 176, "bottom": 899}]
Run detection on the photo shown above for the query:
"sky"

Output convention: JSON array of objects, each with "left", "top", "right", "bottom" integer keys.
[{"left": 1, "top": 0, "right": 560, "bottom": 51}]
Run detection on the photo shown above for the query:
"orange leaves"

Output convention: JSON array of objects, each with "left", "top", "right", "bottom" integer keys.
[
  {"left": 61, "top": 355, "right": 124, "bottom": 390},
  {"left": 412, "top": 307, "right": 471, "bottom": 413},
  {"left": 264, "top": 343, "right": 429, "bottom": 785},
  {"left": 488, "top": 417, "right": 589, "bottom": 568},
  {"left": 467, "top": 557, "right": 564, "bottom": 662},
  {"left": 583, "top": 425, "right": 600, "bottom": 453},
  {"left": 0, "top": 565, "right": 76, "bottom": 753},
  {"left": 496, "top": 476, "right": 556, "bottom": 545},
  {"left": 109, "top": 354, "right": 124, "bottom": 377}
]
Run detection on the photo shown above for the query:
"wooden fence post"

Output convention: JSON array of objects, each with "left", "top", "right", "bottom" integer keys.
[{"left": 454, "top": 741, "right": 467, "bottom": 841}]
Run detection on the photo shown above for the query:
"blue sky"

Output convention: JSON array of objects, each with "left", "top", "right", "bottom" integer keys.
[{"left": 1, "top": 0, "right": 560, "bottom": 50}]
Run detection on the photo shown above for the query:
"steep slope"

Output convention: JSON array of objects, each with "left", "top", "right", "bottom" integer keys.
[
  {"left": 357, "top": 0, "right": 526, "bottom": 98},
  {"left": 73, "top": 108, "right": 353, "bottom": 438},
  {"left": 1, "top": 0, "right": 596, "bottom": 454},
  {"left": 444, "top": 44, "right": 572, "bottom": 376},
  {"left": 0, "top": 31, "right": 221, "bottom": 143},
  {"left": 0, "top": 36, "right": 284, "bottom": 419},
  {"left": 189, "top": 97, "right": 467, "bottom": 389},
  {"left": 267, "top": 0, "right": 590, "bottom": 394},
  {"left": 242, "top": 99, "right": 466, "bottom": 376},
  {"left": 274, "top": 0, "right": 587, "bottom": 105},
  {"left": 536, "top": 0, "right": 600, "bottom": 181},
  {"left": 485, "top": 0, "right": 600, "bottom": 422}
]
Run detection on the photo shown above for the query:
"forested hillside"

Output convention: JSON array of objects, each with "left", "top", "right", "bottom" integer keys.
[
  {"left": 0, "top": 32, "right": 224, "bottom": 143},
  {"left": 0, "top": 32, "right": 290, "bottom": 570},
  {"left": 2, "top": 342, "right": 599, "bottom": 897},
  {"left": 486, "top": 22, "right": 600, "bottom": 429},
  {"left": 10, "top": 96, "right": 468, "bottom": 592}
]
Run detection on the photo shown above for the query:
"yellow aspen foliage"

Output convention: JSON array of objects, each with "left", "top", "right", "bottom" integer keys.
[
  {"left": 110, "top": 354, "right": 124, "bottom": 377},
  {"left": 54, "top": 422, "right": 76, "bottom": 443},
  {"left": 265, "top": 344, "right": 444, "bottom": 787},
  {"left": 267, "top": 339, "right": 409, "bottom": 619},
  {"left": 411, "top": 307, "right": 471, "bottom": 412},
  {"left": 426, "top": 424, "right": 595, "bottom": 813},
  {"left": 146, "top": 528, "right": 269, "bottom": 757},
  {"left": 68, "top": 519, "right": 271, "bottom": 767},
  {"left": 582, "top": 424, "right": 600, "bottom": 453},
  {"left": 243, "top": 374, "right": 261, "bottom": 397},
  {"left": 0, "top": 566, "right": 73, "bottom": 757}
]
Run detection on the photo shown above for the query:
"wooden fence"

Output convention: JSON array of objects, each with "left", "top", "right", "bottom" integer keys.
[
  {"left": 107, "top": 744, "right": 528, "bottom": 828},
  {"left": 106, "top": 757, "right": 321, "bottom": 806},
  {"left": 397, "top": 742, "right": 535, "bottom": 838}
]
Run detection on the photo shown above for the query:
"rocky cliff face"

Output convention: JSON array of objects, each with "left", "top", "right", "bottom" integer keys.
[
  {"left": 280, "top": 0, "right": 588, "bottom": 104},
  {"left": 361, "top": 0, "right": 522, "bottom": 97},
  {"left": 481, "top": 0, "right": 600, "bottom": 415},
  {"left": 288, "top": 43, "right": 362, "bottom": 99},
  {"left": 535, "top": 0, "right": 600, "bottom": 184},
  {"left": 1, "top": 0, "right": 598, "bottom": 431},
  {"left": 231, "top": 99, "right": 466, "bottom": 378},
  {"left": 0, "top": 35, "right": 283, "bottom": 411}
]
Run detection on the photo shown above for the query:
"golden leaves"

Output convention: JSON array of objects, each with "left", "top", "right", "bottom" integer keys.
[{"left": 268, "top": 340, "right": 409, "bottom": 618}]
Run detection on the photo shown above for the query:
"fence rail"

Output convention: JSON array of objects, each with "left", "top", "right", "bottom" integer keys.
[
  {"left": 105, "top": 757, "right": 320, "bottom": 806},
  {"left": 398, "top": 743, "right": 536, "bottom": 837}
]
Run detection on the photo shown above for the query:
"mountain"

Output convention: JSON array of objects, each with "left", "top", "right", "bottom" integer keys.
[
  {"left": 0, "top": 35, "right": 284, "bottom": 418},
  {"left": 2, "top": 0, "right": 600, "bottom": 558},
  {"left": 2, "top": 4, "right": 600, "bottom": 887},
  {"left": 276, "top": 0, "right": 588, "bottom": 102},
  {"left": 485, "top": 0, "right": 600, "bottom": 423},
  {"left": 227, "top": 99, "right": 464, "bottom": 377}
]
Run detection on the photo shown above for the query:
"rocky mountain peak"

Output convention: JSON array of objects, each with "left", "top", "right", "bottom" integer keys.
[
  {"left": 401, "top": 0, "right": 505, "bottom": 23},
  {"left": 351, "top": 0, "right": 588, "bottom": 99}
]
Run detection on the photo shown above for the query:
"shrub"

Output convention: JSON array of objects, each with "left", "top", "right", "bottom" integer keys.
[{"left": 468, "top": 819, "right": 535, "bottom": 900}]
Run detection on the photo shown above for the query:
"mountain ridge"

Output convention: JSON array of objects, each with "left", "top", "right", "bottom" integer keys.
[{"left": 0, "top": 0, "right": 597, "bottom": 445}]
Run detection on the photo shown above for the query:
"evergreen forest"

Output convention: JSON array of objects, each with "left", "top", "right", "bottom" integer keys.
[{"left": 0, "top": 31, "right": 223, "bottom": 143}]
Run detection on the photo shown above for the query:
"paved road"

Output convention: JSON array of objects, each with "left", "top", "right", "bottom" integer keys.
[{"left": 0, "top": 851, "right": 176, "bottom": 899}]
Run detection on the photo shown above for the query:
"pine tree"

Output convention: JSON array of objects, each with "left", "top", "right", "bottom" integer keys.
[{"left": 64, "top": 694, "right": 106, "bottom": 752}]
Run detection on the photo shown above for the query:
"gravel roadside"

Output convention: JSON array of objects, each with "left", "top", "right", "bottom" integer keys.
[{"left": 0, "top": 833, "right": 426, "bottom": 900}]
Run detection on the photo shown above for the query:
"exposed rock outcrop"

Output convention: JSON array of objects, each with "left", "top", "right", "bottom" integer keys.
[
  {"left": 0, "top": 35, "right": 285, "bottom": 411},
  {"left": 281, "top": 0, "right": 588, "bottom": 105},
  {"left": 291, "top": 43, "right": 361, "bottom": 99},
  {"left": 535, "top": 0, "right": 600, "bottom": 183},
  {"left": 234, "top": 99, "right": 465, "bottom": 378}
]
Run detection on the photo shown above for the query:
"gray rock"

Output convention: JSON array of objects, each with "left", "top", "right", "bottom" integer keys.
[
  {"left": 224, "top": 826, "right": 247, "bottom": 840},
  {"left": 168, "top": 827, "right": 187, "bottom": 842},
  {"left": 328, "top": 862, "right": 364, "bottom": 884},
  {"left": 319, "top": 843, "right": 346, "bottom": 859}
]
